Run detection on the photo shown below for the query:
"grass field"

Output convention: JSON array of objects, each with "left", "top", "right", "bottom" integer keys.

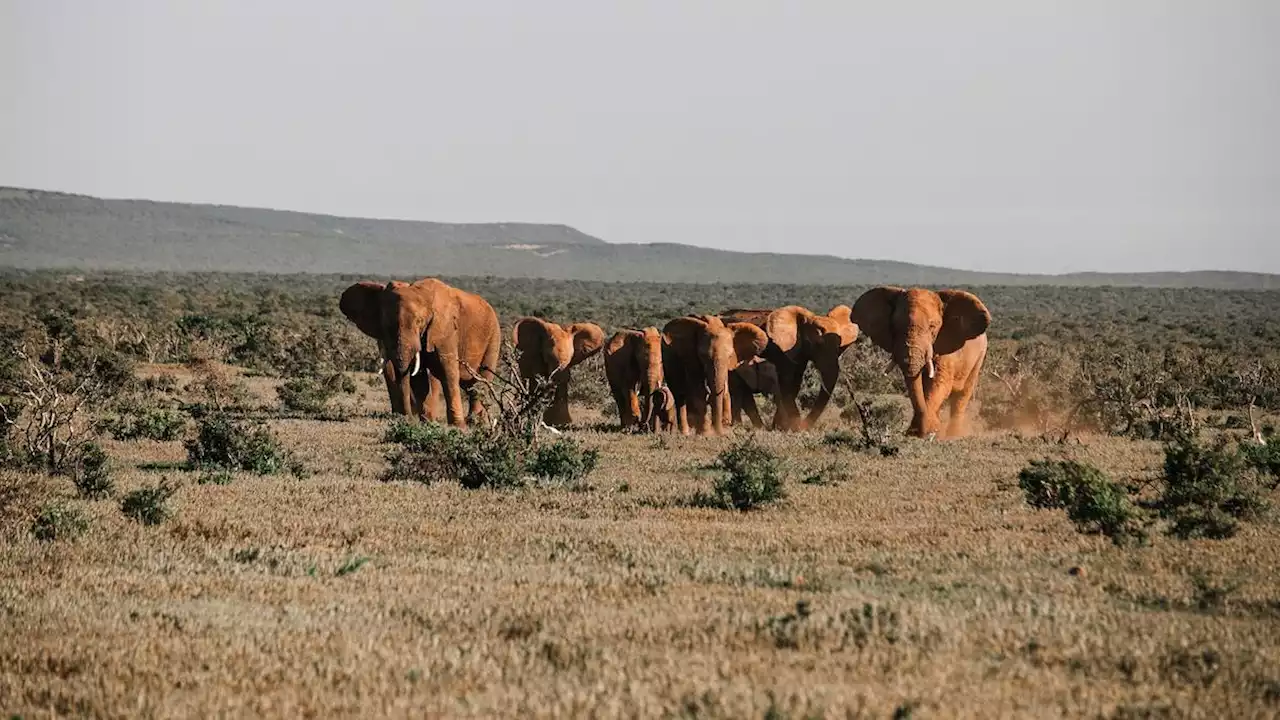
[{"left": 3, "top": 365, "right": 1278, "bottom": 719}]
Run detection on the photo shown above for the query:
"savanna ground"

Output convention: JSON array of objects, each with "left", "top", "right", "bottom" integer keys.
[{"left": 2, "top": 272, "right": 1279, "bottom": 718}]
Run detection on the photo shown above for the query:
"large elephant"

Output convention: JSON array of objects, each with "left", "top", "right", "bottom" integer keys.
[
  {"left": 604, "top": 327, "right": 666, "bottom": 430},
  {"left": 720, "top": 305, "right": 859, "bottom": 430},
  {"left": 661, "top": 315, "right": 768, "bottom": 436},
  {"left": 339, "top": 278, "right": 501, "bottom": 428},
  {"left": 852, "top": 286, "right": 991, "bottom": 438},
  {"left": 512, "top": 317, "right": 605, "bottom": 427}
]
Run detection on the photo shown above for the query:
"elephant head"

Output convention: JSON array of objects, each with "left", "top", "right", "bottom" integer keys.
[
  {"left": 340, "top": 279, "right": 454, "bottom": 419},
  {"left": 513, "top": 317, "right": 605, "bottom": 380},
  {"left": 512, "top": 317, "right": 605, "bottom": 427},
  {"left": 852, "top": 286, "right": 990, "bottom": 436},
  {"left": 662, "top": 315, "right": 768, "bottom": 435},
  {"left": 604, "top": 327, "right": 666, "bottom": 429}
]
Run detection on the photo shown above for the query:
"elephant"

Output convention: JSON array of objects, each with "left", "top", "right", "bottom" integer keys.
[
  {"left": 719, "top": 305, "right": 859, "bottom": 430},
  {"left": 339, "top": 278, "right": 501, "bottom": 428},
  {"left": 512, "top": 317, "right": 606, "bottom": 427},
  {"left": 661, "top": 315, "right": 769, "bottom": 436},
  {"left": 649, "top": 385, "right": 678, "bottom": 432},
  {"left": 851, "top": 286, "right": 991, "bottom": 438},
  {"left": 603, "top": 327, "right": 667, "bottom": 430}
]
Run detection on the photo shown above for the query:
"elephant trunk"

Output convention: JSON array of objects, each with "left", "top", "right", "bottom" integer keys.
[
  {"left": 637, "top": 350, "right": 663, "bottom": 397},
  {"left": 638, "top": 391, "right": 655, "bottom": 430},
  {"left": 899, "top": 335, "right": 934, "bottom": 379},
  {"left": 394, "top": 340, "right": 421, "bottom": 379},
  {"left": 904, "top": 368, "right": 930, "bottom": 436},
  {"left": 708, "top": 361, "right": 728, "bottom": 435}
]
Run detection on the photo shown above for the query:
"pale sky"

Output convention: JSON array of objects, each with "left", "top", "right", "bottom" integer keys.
[{"left": 2, "top": 1, "right": 1278, "bottom": 274}]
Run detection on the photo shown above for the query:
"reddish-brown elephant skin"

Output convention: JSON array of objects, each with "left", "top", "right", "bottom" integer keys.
[
  {"left": 661, "top": 315, "right": 768, "bottom": 436},
  {"left": 339, "top": 278, "right": 501, "bottom": 428},
  {"left": 604, "top": 327, "right": 670, "bottom": 431},
  {"left": 512, "top": 318, "right": 605, "bottom": 428},
  {"left": 851, "top": 286, "right": 991, "bottom": 438},
  {"left": 719, "top": 306, "right": 859, "bottom": 431}
]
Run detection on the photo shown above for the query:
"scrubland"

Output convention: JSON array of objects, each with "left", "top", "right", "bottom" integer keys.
[{"left": 2, "top": 272, "right": 1279, "bottom": 718}]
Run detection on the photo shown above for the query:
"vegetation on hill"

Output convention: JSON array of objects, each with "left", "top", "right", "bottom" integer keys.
[{"left": 3, "top": 187, "right": 1277, "bottom": 289}]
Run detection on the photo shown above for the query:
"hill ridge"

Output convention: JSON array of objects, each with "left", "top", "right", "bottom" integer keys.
[{"left": 1, "top": 186, "right": 1275, "bottom": 290}]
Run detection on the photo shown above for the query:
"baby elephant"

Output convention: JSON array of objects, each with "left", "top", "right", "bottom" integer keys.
[{"left": 648, "top": 385, "right": 678, "bottom": 433}]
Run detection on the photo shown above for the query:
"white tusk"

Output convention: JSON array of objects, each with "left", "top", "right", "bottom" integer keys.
[
  {"left": 926, "top": 361, "right": 935, "bottom": 379},
  {"left": 410, "top": 352, "right": 421, "bottom": 377}
]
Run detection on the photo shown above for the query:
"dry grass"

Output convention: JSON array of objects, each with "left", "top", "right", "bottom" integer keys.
[{"left": 2, "top": 366, "right": 1279, "bottom": 719}]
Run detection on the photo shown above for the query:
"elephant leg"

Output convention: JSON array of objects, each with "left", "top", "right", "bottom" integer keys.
[
  {"left": 438, "top": 353, "right": 468, "bottom": 429},
  {"left": 915, "top": 374, "right": 951, "bottom": 438},
  {"left": 613, "top": 387, "right": 639, "bottom": 428},
  {"left": 424, "top": 374, "right": 445, "bottom": 422},
  {"left": 382, "top": 360, "right": 408, "bottom": 416},
  {"left": 802, "top": 354, "right": 841, "bottom": 429},
  {"left": 944, "top": 388, "right": 972, "bottom": 439},
  {"left": 771, "top": 363, "right": 804, "bottom": 431},
  {"left": 944, "top": 355, "right": 984, "bottom": 439},
  {"left": 409, "top": 371, "right": 430, "bottom": 420},
  {"left": 687, "top": 390, "right": 709, "bottom": 436},
  {"left": 729, "top": 372, "right": 764, "bottom": 428},
  {"left": 738, "top": 387, "right": 765, "bottom": 429}
]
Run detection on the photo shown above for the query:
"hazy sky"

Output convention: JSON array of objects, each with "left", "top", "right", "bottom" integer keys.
[{"left": 3, "top": 1, "right": 1278, "bottom": 274}]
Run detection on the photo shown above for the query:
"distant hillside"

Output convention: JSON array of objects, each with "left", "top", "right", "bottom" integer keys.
[{"left": 2, "top": 187, "right": 1276, "bottom": 290}]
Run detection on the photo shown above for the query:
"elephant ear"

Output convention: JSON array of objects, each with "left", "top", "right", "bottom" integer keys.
[
  {"left": 852, "top": 286, "right": 905, "bottom": 353},
  {"left": 339, "top": 282, "right": 386, "bottom": 340},
  {"left": 661, "top": 316, "right": 709, "bottom": 360},
  {"left": 604, "top": 329, "right": 637, "bottom": 358},
  {"left": 935, "top": 290, "right": 991, "bottom": 355},
  {"left": 765, "top": 306, "right": 813, "bottom": 361},
  {"left": 567, "top": 323, "right": 605, "bottom": 367},
  {"left": 512, "top": 317, "right": 552, "bottom": 378},
  {"left": 825, "top": 305, "right": 860, "bottom": 348},
  {"left": 729, "top": 322, "right": 769, "bottom": 368}
]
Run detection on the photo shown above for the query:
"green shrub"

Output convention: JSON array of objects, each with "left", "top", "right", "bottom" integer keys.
[
  {"left": 1018, "top": 459, "right": 1145, "bottom": 545},
  {"left": 527, "top": 438, "right": 599, "bottom": 484},
  {"left": 71, "top": 442, "right": 114, "bottom": 500},
  {"left": 382, "top": 421, "right": 526, "bottom": 490},
  {"left": 1018, "top": 459, "right": 1103, "bottom": 509},
  {"left": 185, "top": 413, "right": 289, "bottom": 474},
  {"left": 709, "top": 437, "right": 787, "bottom": 511},
  {"left": 449, "top": 431, "right": 526, "bottom": 490},
  {"left": 1064, "top": 475, "right": 1144, "bottom": 545},
  {"left": 31, "top": 503, "right": 88, "bottom": 542},
  {"left": 1160, "top": 433, "right": 1271, "bottom": 540},
  {"left": 277, "top": 372, "right": 354, "bottom": 415},
  {"left": 120, "top": 478, "right": 178, "bottom": 526},
  {"left": 383, "top": 419, "right": 452, "bottom": 450},
  {"left": 1239, "top": 441, "right": 1280, "bottom": 486}
]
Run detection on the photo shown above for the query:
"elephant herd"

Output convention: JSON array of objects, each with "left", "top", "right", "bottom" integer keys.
[{"left": 339, "top": 278, "right": 993, "bottom": 439}]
